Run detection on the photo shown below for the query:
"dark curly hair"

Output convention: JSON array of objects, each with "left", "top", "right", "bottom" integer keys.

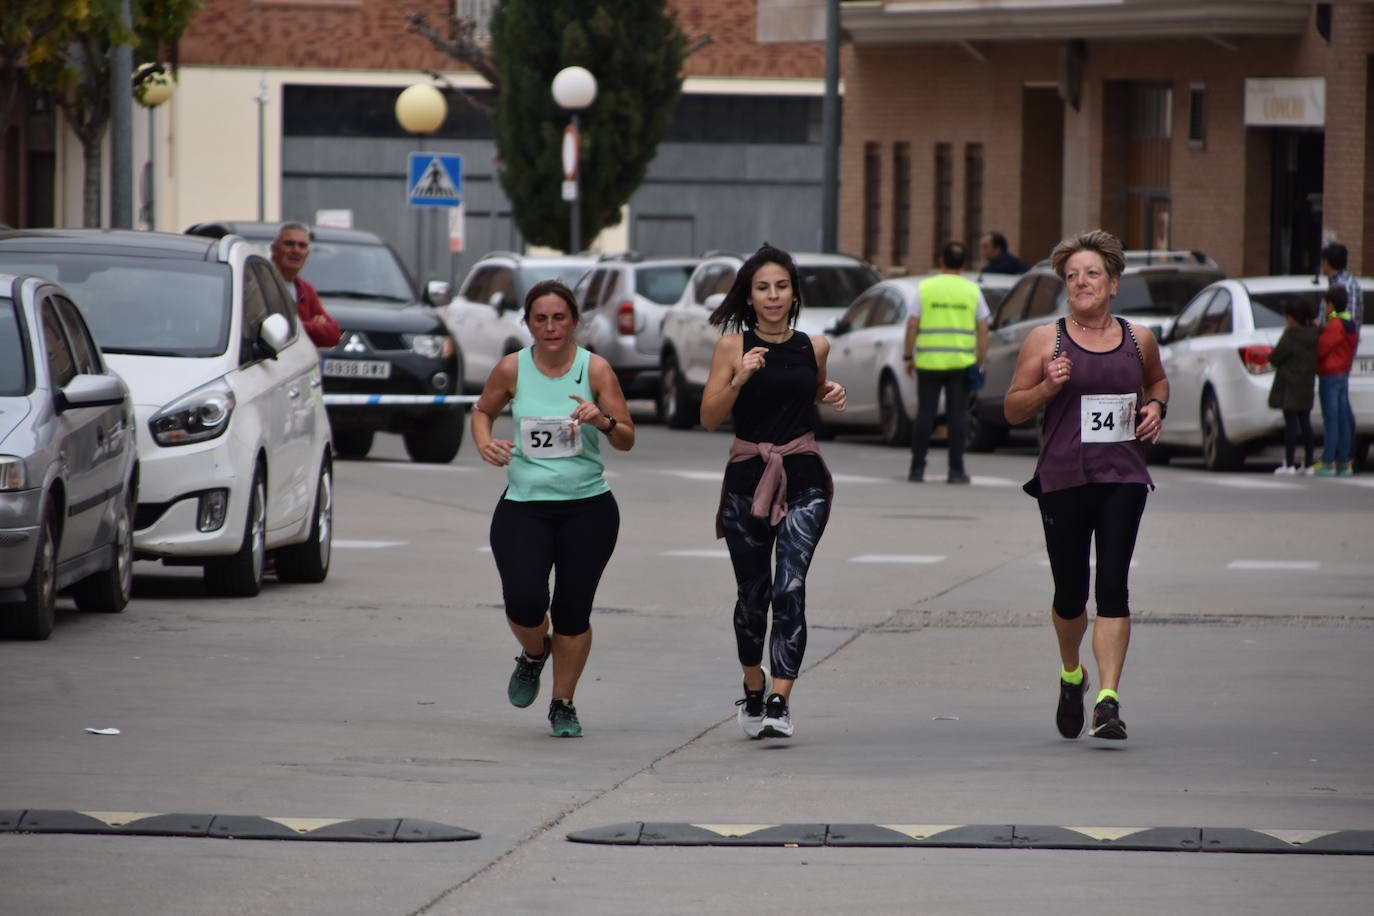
[
  {"left": 709, "top": 243, "right": 802, "bottom": 333},
  {"left": 522, "top": 279, "right": 580, "bottom": 323}
]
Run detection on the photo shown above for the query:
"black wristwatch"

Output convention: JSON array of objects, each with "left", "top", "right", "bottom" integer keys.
[
  {"left": 600, "top": 414, "right": 617, "bottom": 434},
  {"left": 1146, "top": 398, "right": 1167, "bottom": 419}
]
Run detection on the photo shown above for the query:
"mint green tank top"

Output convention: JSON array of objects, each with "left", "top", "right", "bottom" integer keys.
[{"left": 506, "top": 346, "right": 610, "bottom": 502}]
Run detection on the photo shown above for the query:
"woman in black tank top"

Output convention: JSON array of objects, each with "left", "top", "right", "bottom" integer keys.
[{"left": 698, "top": 244, "right": 848, "bottom": 740}]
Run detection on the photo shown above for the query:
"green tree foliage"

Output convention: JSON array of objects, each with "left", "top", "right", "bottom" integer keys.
[
  {"left": 4, "top": 0, "right": 201, "bottom": 226},
  {"left": 489, "top": 1, "right": 686, "bottom": 251}
]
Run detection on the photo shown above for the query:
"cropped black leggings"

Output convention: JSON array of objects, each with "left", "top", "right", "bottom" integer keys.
[
  {"left": 1037, "top": 483, "right": 1148, "bottom": 620},
  {"left": 489, "top": 491, "right": 619, "bottom": 636},
  {"left": 720, "top": 487, "right": 830, "bottom": 680}
]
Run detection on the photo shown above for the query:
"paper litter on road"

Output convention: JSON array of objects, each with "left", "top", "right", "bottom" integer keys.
[{"left": 85, "top": 728, "right": 121, "bottom": 735}]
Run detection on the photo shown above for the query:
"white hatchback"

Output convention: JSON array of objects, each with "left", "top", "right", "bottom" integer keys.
[
  {"left": 1156, "top": 275, "right": 1374, "bottom": 470},
  {"left": 0, "top": 231, "right": 334, "bottom": 596}
]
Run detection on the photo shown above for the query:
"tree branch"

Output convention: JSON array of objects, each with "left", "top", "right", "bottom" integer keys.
[{"left": 404, "top": 10, "right": 500, "bottom": 90}]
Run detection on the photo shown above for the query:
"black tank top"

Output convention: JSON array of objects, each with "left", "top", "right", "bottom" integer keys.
[{"left": 724, "top": 329, "right": 827, "bottom": 497}]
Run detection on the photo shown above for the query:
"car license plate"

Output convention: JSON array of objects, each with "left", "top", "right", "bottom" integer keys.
[
  {"left": 1355, "top": 357, "right": 1374, "bottom": 376},
  {"left": 323, "top": 359, "right": 391, "bottom": 379}
]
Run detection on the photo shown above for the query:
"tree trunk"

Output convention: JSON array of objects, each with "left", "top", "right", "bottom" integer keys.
[{"left": 80, "top": 126, "right": 104, "bottom": 227}]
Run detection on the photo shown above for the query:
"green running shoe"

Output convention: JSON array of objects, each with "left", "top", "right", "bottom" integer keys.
[
  {"left": 507, "top": 635, "right": 550, "bottom": 708},
  {"left": 548, "top": 698, "right": 582, "bottom": 737}
]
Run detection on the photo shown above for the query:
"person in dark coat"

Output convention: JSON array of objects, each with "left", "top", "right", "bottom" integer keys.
[{"left": 1267, "top": 296, "right": 1320, "bottom": 474}]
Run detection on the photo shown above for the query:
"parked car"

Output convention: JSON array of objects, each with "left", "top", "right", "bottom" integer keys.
[
  {"left": 572, "top": 253, "right": 698, "bottom": 407},
  {"left": 443, "top": 251, "right": 597, "bottom": 392},
  {"left": 0, "top": 273, "right": 138, "bottom": 639},
  {"left": 1155, "top": 275, "right": 1374, "bottom": 470},
  {"left": 185, "top": 221, "right": 463, "bottom": 462},
  {"left": 0, "top": 229, "right": 334, "bottom": 597},
  {"left": 967, "top": 259, "right": 1224, "bottom": 451},
  {"left": 657, "top": 251, "right": 880, "bottom": 428},
  {"left": 820, "top": 272, "right": 1019, "bottom": 445}
]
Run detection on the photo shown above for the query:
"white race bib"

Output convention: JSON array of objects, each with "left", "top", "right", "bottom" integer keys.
[
  {"left": 1080, "top": 394, "right": 1137, "bottom": 443},
  {"left": 520, "top": 416, "right": 582, "bottom": 458}
]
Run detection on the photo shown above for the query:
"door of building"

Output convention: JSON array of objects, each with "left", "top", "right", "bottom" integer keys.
[{"left": 1269, "top": 129, "right": 1324, "bottom": 275}]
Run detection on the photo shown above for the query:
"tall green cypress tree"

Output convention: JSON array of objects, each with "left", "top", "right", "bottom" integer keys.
[{"left": 490, "top": 1, "right": 685, "bottom": 252}]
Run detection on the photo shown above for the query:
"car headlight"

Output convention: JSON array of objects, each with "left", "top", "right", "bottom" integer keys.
[
  {"left": 149, "top": 379, "right": 236, "bottom": 446},
  {"left": 0, "top": 455, "right": 25, "bottom": 491},
  {"left": 404, "top": 333, "right": 455, "bottom": 359}
]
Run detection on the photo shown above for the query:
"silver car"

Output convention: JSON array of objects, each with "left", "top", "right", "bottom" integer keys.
[{"left": 0, "top": 274, "right": 138, "bottom": 639}]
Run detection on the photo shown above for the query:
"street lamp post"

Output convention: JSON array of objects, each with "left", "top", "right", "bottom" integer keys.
[
  {"left": 134, "top": 63, "right": 173, "bottom": 230},
  {"left": 551, "top": 67, "right": 597, "bottom": 254},
  {"left": 395, "top": 83, "right": 449, "bottom": 285}
]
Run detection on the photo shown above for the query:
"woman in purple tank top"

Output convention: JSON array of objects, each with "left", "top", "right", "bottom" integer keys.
[{"left": 1004, "top": 230, "right": 1169, "bottom": 743}]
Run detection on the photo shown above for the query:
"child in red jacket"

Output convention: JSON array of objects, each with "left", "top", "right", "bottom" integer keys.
[{"left": 1316, "top": 286, "right": 1357, "bottom": 475}]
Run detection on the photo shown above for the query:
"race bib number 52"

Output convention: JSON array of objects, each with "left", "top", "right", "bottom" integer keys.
[
  {"left": 1080, "top": 394, "right": 1137, "bottom": 444},
  {"left": 521, "top": 416, "right": 581, "bottom": 458}
]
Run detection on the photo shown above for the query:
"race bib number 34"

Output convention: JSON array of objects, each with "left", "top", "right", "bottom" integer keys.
[
  {"left": 1080, "top": 394, "right": 1137, "bottom": 443},
  {"left": 521, "top": 416, "right": 582, "bottom": 458}
]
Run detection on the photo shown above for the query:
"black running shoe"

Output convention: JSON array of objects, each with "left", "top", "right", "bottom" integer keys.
[
  {"left": 1056, "top": 673, "right": 1089, "bottom": 739},
  {"left": 759, "top": 692, "right": 794, "bottom": 738},
  {"left": 1089, "top": 697, "right": 1127, "bottom": 740}
]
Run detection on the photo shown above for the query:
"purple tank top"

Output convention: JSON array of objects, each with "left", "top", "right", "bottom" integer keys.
[{"left": 1033, "top": 317, "right": 1152, "bottom": 493}]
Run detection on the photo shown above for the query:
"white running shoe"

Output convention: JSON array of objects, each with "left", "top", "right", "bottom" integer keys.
[
  {"left": 1273, "top": 465, "right": 1298, "bottom": 476},
  {"left": 759, "top": 692, "right": 794, "bottom": 739},
  {"left": 734, "top": 668, "right": 770, "bottom": 739}
]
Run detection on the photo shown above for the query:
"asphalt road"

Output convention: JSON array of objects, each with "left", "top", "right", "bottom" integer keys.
[{"left": 2, "top": 417, "right": 1371, "bottom": 915}]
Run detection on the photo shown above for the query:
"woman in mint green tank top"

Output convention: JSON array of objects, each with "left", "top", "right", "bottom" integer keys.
[{"left": 471, "top": 280, "right": 636, "bottom": 738}]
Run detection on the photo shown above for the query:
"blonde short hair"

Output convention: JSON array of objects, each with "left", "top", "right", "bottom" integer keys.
[{"left": 1050, "top": 230, "right": 1125, "bottom": 279}]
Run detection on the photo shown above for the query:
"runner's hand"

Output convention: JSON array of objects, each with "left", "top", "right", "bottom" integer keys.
[
  {"left": 479, "top": 438, "right": 514, "bottom": 467},
  {"left": 568, "top": 394, "right": 605, "bottom": 429},
  {"left": 733, "top": 346, "right": 769, "bottom": 388},
  {"left": 819, "top": 379, "right": 847, "bottom": 412}
]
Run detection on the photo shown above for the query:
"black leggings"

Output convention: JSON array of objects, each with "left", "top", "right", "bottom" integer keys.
[
  {"left": 489, "top": 491, "right": 619, "bottom": 636},
  {"left": 720, "top": 487, "right": 830, "bottom": 680},
  {"left": 1037, "top": 483, "right": 1148, "bottom": 620},
  {"left": 1283, "top": 409, "right": 1314, "bottom": 467}
]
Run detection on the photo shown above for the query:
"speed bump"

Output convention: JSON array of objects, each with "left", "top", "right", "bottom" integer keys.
[
  {"left": 566, "top": 822, "right": 1374, "bottom": 855},
  {"left": 6, "top": 810, "right": 478, "bottom": 842}
]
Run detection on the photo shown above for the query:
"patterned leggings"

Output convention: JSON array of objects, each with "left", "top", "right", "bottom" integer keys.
[{"left": 720, "top": 487, "right": 830, "bottom": 680}]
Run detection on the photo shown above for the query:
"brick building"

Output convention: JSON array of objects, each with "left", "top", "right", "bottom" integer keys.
[{"left": 840, "top": 0, "right": 1374, "bottom": 277}]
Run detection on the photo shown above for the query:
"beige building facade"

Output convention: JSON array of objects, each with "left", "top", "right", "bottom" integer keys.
[{"left": 841, "top": 0, "right": 1374, "bottom": 277}]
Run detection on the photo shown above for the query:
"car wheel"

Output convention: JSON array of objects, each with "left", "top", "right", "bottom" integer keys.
[
  {"left": 275, "top": 458, "right": 332, "bottom": 584},
  {"left": 332, "top": 428, "right": 374, "bottom": 460},
  {"left": 965, "top": 391, "right": 1007, "bottom": 453},
  {"left": 878, "top": 374, "right": 911, "bottom": 447},
  {"left": 204, "top": 467, "right": 266, "bottom": 597},
  {"left": 661, "top": 355, "right": 697, "bottom": 429},
  {"left": 403, "top": 408, "right": 466, "bottom": 463},
  {"left": 1201, "top": 389, "right": 1244, "bottom": 471},
  {"left": 72, "top": 489, "right": 134, "bottom": 613},
  {"left": 1, "top": 505, "right": 58, "bottom": 640}
]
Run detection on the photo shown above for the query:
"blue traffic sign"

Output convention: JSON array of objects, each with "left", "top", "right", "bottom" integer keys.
[{"left": 407, "top": 153, "right": 462, "bottom": 208}]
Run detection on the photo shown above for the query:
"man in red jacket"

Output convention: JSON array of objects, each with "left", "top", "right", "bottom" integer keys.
[
  {"left": 270, "top": 222, "right": 342, "bottom": 349},
  {"left": 1315, "top": 286, "right": 1357, "bottom": 476}
]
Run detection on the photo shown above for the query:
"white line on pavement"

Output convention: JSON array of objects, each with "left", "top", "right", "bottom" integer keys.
[
  {"left": 1039, "top": 558, "right": 1138, "bottom": 568},
  {"left": 850, "top": 554, "right": 946, "bottom": 564},
  {"left": 1227, "top": 560, "right": 1321, "bottom": 570},
  {"left": 368, "top": 461, "right": 474, "bottom": 472},
  {"left": 661, "top": 549, "right": 731, "bottom": 558},
  {"left": 1185, "top": 475, "right": 1303, "bottom": 490},
  {"left": 334, "top": 539, "right": 407, "bottom": 549},
  {"left": 658, "top": 470, "right": 721, "bottom": 481}
]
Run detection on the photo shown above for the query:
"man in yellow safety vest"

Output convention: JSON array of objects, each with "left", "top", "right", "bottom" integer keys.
[{"left": 903, "top": 241, "right": 989, "bottom": 483}]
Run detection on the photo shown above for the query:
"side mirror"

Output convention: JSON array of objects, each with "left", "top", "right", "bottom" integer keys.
[
  {"left": 830, "top": 319, "right": 851, "bottom": 336},
  {"left": 703, "top": 293, "right": 725, "bottom": 313},
  {"left": 426, "top": 280, "right": 452, "bottom": 306},
  {"left": 258, "top": 313, "right": 291, "bottom": 359},
  {"left": 58, "top": 374, "right": 127, "bottom": 411}
]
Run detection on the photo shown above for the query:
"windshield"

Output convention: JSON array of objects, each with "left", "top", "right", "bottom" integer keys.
[
  {"left": 1, "top": 297, "right": 30, "bottom": 395},
  {"left": 0, "top": 254, "right": 232, "bottom": 357},
  {"left": 635, "top": 265, "right": 694, "bottom": 305},
  {"left": 298, "top": 240, "right": 417, "bottom": 302},
  {"left": 1112, "top": 272, "right": 1221, "bottom": 316},
  {"left": 1250, "top": 290, "right": 1323, "bottom": 330},
  {"left": 799, "top": 265, "right": 880, "bottom": 310},
  {"left": 980, "top": 286, "right": 1010, "bottom": 312}
]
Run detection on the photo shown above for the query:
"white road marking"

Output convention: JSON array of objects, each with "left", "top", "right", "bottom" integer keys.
[
  {"left": 1332, "top": 477, "right": 1374, "bottom": 488},
  {"left": 661, "top": 549, "right": 731, "bottom": 558},
  {"left": 476, "top": 546, "right": 492, "bottom": 553},
  {"left": 1227, "top": 560, "right": 1320, "bottom": 571},
  {"left": 1039, "top": 559, "right": 1138, "bottom": 568},
  {"left": 1185, "top": 475, "right": 1303, "bottom": 490},
  {"left": 658, "top": 470, "right": 721, "bottom": 481},
  {"left": 370, "top": 461, "right": 473, "bottom": 472},
  {"left": 850, "top": 554, "right": 945, "bottom": 564},
  {"left": 970, "top": 475, "right": 1018, "bottom": 487},
  {"left": 831, "top": 473, "right": 888, "bottom": 484},
  {"left": 334, "top": 539, "right": 406, "bottom": 549}
]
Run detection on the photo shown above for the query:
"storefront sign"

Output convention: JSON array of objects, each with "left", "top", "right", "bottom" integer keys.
[{"left": 1244, "top": 78, "right": 1325, "bottom": 127}]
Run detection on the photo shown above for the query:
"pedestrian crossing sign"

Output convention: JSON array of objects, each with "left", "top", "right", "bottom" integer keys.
[{"left": 407, "top": 153, "right": 462, "bottom": 208}]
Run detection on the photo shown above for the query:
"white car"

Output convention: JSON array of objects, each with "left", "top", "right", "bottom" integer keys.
[
  {"left": 443, "top": 252, "right": 597, "bottom": 391},
  {"left": 821, "top": 272, "right": 1019, "bottom": 445},
  {"left": 573, "top": 254, "right": 698, "bottom": 407},
  {"left": 1157, "top": 275, "right": 1374, "bottom": 470},
  {"left": 0, "top": 230, "right": 334, "bottom": 596},
  {"left": 657, "top": 251, "right": 880, "bottom": 427}
]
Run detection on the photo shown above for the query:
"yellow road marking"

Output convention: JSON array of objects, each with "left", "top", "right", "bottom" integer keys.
[
  {"left": 1064, "top": 827, "right": 1151, "bottom": 841},
  {"left": 1255, "top": 829, "right": 1337, "bottom": 845},
  {"left": 878, "top": 824, "right": 965, "bottom": 840},
  {"left": 691, "top": 824, "right": 778, "bottom": 837},
  {"left": 262, "top": 817, "right": 354, "bottom": 834},
  {"left": 78, "top": 811, "right": 164, "bottom": 828}
]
